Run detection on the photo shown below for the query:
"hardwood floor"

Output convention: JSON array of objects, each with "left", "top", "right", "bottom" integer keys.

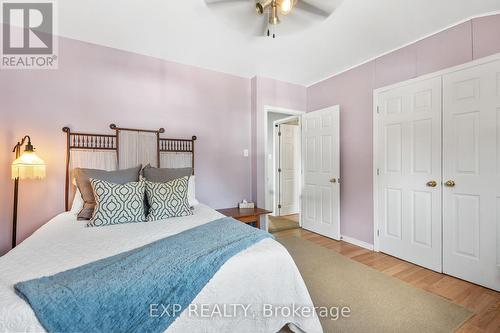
[
  {"left": 268, "top": 214, "right": 300, "bottom": 233},
  {"left": 273, "top": 228, "right": 500, "bottom": 333},
  {"left": 279, "top": 214, "right": 300, "bottom": 223}
]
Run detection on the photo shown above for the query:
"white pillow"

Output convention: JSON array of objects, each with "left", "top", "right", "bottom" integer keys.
[
  {"left": 188, "top": 176, "right": 199, "bottom": 207},
  {"left": 70, "top": 188, "right": 84, "bottom": 214}
]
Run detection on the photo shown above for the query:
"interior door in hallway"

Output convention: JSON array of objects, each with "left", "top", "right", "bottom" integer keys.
[
  {"left": 442, "top": 59, "right": 500, "bottom": 291},
  {"left": 376, "top": 77, "right": 442, "bottom": 272},
  {"left": 301, "top": 106, "right": 340, "bottom": 240},
  {"left": 278, "top": 123, "right": 300, "bottom": 216}
]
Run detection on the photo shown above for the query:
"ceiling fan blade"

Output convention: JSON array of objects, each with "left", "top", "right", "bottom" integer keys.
[{"left": 295, "top": 0, "right": 331, "bottom": 18}]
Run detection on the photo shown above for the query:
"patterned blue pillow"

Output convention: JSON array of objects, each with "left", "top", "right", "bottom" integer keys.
[
  {"left": 145, "top": 176, "right": 193, "bottom": 221},
  {"left": 88, "top": 179, "right": 146, "bottom": 227}
]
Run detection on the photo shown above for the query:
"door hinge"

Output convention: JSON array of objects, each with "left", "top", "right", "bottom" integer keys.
[
  {"left": 278, "top": 131, "right": 282, "bottom": 137},
  {"left": 376, "top": 106, "right": 380, "bottom": 114},
  {"left": 278, "top": 204, "right": 282, "bottom": 209},
  {"left": 278, "top": 168, "right": 282, "bottom": 173},
  {"left": 376, "top": 168, "right": 380, "bottom": 176},
  {"left": 377, "top": 229, "right": 380, "bottom": 237}
]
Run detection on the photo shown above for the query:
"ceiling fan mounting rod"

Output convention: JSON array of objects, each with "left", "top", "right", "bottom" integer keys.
[{"left": 269, "top": 0, "right": 279, "bottom": 25}]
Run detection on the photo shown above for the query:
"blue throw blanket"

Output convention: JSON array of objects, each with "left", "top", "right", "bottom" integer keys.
[{"left": 15, "top": 217, "right": 273, "bottom": 333}]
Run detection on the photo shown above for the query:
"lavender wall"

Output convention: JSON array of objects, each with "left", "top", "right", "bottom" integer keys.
[
  {"left": 251, "top": 77, "right": 307, "bottom": 208},
  {"left": 2, "top": 14, "right": 499, "bottom": 255},
  {"left": 307, "top": 14, "right": 500, "bottom": 245},
  {"left": 0, "top": 36, "right": 258, "bottom": 255}
]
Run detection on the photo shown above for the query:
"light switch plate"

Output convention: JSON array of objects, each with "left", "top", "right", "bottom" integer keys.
[{"left": 243, "top": 149, "right": 249, "bottom": 157}]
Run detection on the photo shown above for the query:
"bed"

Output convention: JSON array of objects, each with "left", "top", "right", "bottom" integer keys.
[
  {"left": 0, "top": 204, "right": 321, "bottom": 332},
  {"left": 0, "top": 125, "right": 322, "bottom": 333}
]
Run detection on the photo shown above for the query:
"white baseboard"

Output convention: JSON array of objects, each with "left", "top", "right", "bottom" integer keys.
[{"left": 340, "top": 235, "right": 374, "bottom": 251}]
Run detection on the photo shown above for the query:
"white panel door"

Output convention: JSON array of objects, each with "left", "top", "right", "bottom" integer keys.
[
  {"left": 279, "top": 124, "right": 300, "bottom": 216},
  {"left": 443, "top": 59, "right": 500, "bottom": 291},
  {"left": 301, "top": 106, "right": 340, "bottom": 240},
  {"left": 377, "top": 77, "right": 442, "bottom": 272}
]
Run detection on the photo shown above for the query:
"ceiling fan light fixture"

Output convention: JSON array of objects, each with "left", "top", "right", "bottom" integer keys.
[
  {"left": 279, "top": 0, "right": 294, "bottom": 15},
  {"left": 255, "top": 0, "right": 273, "bottom": 15},
  {"left": 255, "top": 3, "right": 264, "bottom": 14}
]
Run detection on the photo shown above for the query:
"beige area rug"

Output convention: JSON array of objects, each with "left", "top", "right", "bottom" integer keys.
[
  {"left": 268, "top": 215, "right": 300, "bottom": 233},
  {"left": 278, "top": 237, "right": 472, "bottom": 333}
]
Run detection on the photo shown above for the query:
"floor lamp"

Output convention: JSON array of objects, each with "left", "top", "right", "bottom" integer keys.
[{"left": 11, "top": 136, "right": 46, "bottom": 248}]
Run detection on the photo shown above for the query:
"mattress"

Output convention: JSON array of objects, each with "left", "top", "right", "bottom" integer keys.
[{"left": 0, "top": 204, "right": 322, "bottom": 333}]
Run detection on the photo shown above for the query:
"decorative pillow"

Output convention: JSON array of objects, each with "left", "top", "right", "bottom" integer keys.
[
  {"left": 74, "top": 165, "right": 142, "bottom": 220},
  {"left": 145, "top": 176, "right": 193, "bottom": 221},
  {"left": 187, "top": 176, "right": 199, "bottom": 207},
  {"left": 142, "top": 165, "right": 192, "bottom": 183},
  {"left": 88, "top": 179, "right": 146, "bottom": 227}
]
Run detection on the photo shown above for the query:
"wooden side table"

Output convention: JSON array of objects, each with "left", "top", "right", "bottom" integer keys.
[{"left": 216, "top": 207, "right": 272, "bottom": 229}]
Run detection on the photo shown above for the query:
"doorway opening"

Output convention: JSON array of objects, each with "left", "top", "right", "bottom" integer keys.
[
  {"left": 264, "top": 105, "right": 341, "bottom": 238},
  {"left": 265, "top": 108, "right": 303, "bottom": 233},
  {"left": 271, "top": 116, "right": 301, "bottom": 233}
]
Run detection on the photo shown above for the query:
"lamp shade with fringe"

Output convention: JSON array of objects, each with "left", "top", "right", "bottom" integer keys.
[{"left": 11, "top": 151, "right": 46, "bottom": 180}]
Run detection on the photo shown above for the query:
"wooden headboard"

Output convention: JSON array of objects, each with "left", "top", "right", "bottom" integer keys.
[{"left": 62, "top": 124, "right": 197, "bottom": 211}]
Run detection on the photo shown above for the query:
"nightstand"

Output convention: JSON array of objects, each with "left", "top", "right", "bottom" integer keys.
[{"left": 216, "top": 207, "right": 272, "bottom": 229}]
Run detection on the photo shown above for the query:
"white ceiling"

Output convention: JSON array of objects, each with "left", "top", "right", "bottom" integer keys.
[{"left": 52, "top": 0, "right": 500, "bottom": 85}]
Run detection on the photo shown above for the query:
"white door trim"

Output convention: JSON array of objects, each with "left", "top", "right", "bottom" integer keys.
[
  {"left": 275, "top": 115, "right": 300, "bottom": 125},
  {"left": 374, "top": 52, "right": 500, "bottom": 96},
  {"left": 264, "top": 106, "right": 305, "bottom": 228},
  {"left": 373, "top": 52, "right": 500, "bottom": 252}
]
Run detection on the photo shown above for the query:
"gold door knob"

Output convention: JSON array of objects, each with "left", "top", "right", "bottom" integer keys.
[
  {"left": 330, "top": 178, "right": 337, "bottom": 183},
  {"left": 444, "top": 180, "right": 456, "bottom": 187},
  {"left": 426, "top": 180, "right": 437, "bottom": 187}
]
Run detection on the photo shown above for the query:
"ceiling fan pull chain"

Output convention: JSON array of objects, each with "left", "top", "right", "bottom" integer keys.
[{"left": 267, "top": 23, "right": 276, "bottom": 38}]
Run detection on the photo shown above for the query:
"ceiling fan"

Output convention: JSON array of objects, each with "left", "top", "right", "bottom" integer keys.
[{"left": 205, "top": 0, "right": 337, "bottom": 38}]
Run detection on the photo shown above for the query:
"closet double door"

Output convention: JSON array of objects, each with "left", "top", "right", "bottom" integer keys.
[
  {"left": 442, "top": 60, "right": 500, "bottom": 291},
  {"left": 377, "top": 77, "right": 443, "bottom": 273},
  {"left": 377, "top": 58, "right": 500, "bottom": 290}
]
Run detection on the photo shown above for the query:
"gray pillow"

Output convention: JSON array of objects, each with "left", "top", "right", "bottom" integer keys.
[
  {"left": 74, "top": 165, "right": 142, "bottom": 220},
  {"left": 142, "top": 165, "right": 192, "bottom": 183}
]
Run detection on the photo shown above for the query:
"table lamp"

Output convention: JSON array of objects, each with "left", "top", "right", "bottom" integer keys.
[{"left": 11, "top": 136, "right": 46, "bottom": 248}]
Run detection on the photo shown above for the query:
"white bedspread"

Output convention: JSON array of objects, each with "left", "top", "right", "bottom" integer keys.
[{"left": 0, "top": 204, "right": 322, "bottom": 333}]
